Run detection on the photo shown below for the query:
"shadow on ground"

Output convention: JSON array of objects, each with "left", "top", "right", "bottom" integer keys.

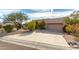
[
  {"left": 35, "top": 29, "right": 64, "bottom": 35},
  {"left": 0, "top": 30, "right": 32, "bottom": 37}
]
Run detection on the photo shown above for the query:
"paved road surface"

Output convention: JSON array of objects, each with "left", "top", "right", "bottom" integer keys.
[{"left": 0, "top": 41, "right": 37, "bottom": 50}]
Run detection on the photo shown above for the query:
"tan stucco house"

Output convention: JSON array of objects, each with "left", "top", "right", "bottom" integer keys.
[{"left": 44, "top": 17, "right": 65, "bottom": 32}]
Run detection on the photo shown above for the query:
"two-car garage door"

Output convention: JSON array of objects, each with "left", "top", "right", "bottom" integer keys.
[{"left": 46, "top": 23, "right": 63, "bottom": 32}]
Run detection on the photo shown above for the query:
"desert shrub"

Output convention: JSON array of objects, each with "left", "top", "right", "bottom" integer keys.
[
  {"left": 74, "top": 37, "right": 79, "bottom": 42},
  {"left": 38, "top": 20, "right": 45, "bottom": 29},
  {"left": 63, "top": 25, "right": 67, "bottom": 33},
  {"left": 74, "top": 24, "right": 79, "bottom": 32},
  {"left": 65, "top": 24, "right": 73, "bottom": 34},
  {"left": 3, "top": 23, "right": 14, "bottom": 33},
  {"left": 27, "top": 20, "right": 45, "bottom": 31},
  {"left": 76, "top": 26, "right": 79, "bottom": 32},
  {"left": 74, "top": 32, "right": 79, "bottom": 37},
  {"left": 27, "top": 20, "right": 36, "bottom": 31}
]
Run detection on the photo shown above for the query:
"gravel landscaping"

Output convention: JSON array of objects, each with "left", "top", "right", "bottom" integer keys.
[{"left": 64, "top": 34, "right": 79, "bottom": 48}]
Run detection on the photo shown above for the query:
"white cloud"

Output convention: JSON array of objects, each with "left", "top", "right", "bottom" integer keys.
[
  {"left": 0, "top": 9, "right": 19, "bottom": 14},
  {"left": 27, "top": 11, "right": 73, "bottom": 19},
  {"left": 0, "top": 9, "right": 20, "bottom": 18},
  {"left": 28, "top": 12, "right": 51, "bottom": 19},
  {"left": 31, "top": 9, "right": 50, "bottom": 12}
]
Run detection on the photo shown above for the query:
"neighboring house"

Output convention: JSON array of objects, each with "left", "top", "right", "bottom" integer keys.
[{"left": 44, "top": 17, "right": 65, "bottom": 32}]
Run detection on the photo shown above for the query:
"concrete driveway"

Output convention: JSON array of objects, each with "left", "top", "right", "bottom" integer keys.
[{"left": 0, "top": 30, "right": 72, "bottom": 49}]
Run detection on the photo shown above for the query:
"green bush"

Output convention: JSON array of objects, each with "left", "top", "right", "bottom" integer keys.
[
  {"left": 27, "top": 20, "right": 45, "bottom": 31},
  {"left": 65, "top": 24, "right": 73, "bottom": 34},
  {"left": 38, "top": 20, "right": 45, "bottom": 29},
  {"left": 27, "top": 20, "right": 36, "bottom": 31},
  {"left": 3, "top": 23, "right": 14, "bottom": 33}
]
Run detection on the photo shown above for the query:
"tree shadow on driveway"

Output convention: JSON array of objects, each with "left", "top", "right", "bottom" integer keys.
[
  {"left": 35, "top": 30, "right": 64, "bottom": 35},
  {"left": 0, "top": 30, "right": 32, "bottom": 37}
]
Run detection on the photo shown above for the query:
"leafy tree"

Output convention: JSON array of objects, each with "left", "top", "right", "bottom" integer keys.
[
  {"left": 64, "top": 10, "right": 79, "bottom": 35},
  {"left": 70, "top": 11, "right": 79, "bottom": 18},
  {"left": 35, "top": 21, "right": 39, "bottom": 29},
  {"left": 15, "top": 22, "right": 22, "bottom": 30},
  {"left": 3, "top": 12, "right": 28, "bottom": 30},
  {"left": 64, "top": 17, "right": 71, "bottom": 24}
]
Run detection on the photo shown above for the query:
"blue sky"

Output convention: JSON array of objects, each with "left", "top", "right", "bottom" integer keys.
[{"left": 0, "top": 9, "right": 74, "bottom": 22}]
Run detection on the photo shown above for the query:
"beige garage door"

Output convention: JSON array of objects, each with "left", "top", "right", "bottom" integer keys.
[{"left": 46, "top": 23, "right": 63, "bottom": 32}]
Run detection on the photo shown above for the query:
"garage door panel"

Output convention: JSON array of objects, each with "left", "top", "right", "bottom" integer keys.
[{"left": 46, "top": 23, "right": 63, "bottom": 32}]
